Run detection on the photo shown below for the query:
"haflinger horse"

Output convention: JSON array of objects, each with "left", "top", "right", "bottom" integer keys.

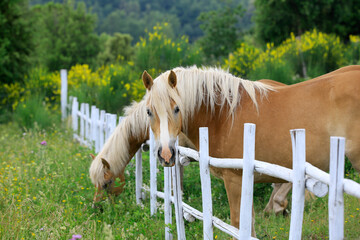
[
  {"left": 87, "top": 76, "right": 292, "bottom": 213},
  {"left": 142, "top": 65, "right": 360, "bottom": 237},
  {"left": 89, "top": 100, "right": 148, "bottom": 203}
]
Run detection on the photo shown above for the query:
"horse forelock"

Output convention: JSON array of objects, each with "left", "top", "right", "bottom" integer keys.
[
  {"left": 146, "top": 66, "right": 273, "bottom": 132},
  {"left": 89, "top": 100, "right": 148, "bottom": 187}
]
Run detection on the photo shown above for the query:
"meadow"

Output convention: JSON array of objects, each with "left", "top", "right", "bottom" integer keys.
[{"left": 1, "top": 121, "right": 360, "bottom": 239}]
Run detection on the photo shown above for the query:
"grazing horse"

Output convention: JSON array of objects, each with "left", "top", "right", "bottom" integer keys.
[
  {"left": 142, "top": 65, "right": 360, "bottom": 236},
  {"left": 89, "top": 101, "right": 149, "bottom": 203}
]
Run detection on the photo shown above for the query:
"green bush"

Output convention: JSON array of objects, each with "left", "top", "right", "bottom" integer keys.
[
  {"left": 134, "top": 23, "right": 204, "bottom": 72},
  {"left": 344, "top": 35, "right": 360, "bottom": 65},
  {"left": 14, "top": 95, "right": 60, "bottom": 130},
  {"left": 226, "top": 30, "right": 346, "bottom": 83}
]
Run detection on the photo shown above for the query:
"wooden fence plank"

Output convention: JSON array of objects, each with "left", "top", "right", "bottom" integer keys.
[
  {"left": 329, "top": 137, "right": 345, "bottom": 240},
  {"left": 289, "top": 129, "right": 306, "bottom": 240},
  {"left": 199, "top": 127, "right": 213, "bottom": 240},
  {"left": 149, "top": 129, "right": 157, "bottom": 216},
  {"left": 239, "top": 123, "right": 256, "bottom": 240}
]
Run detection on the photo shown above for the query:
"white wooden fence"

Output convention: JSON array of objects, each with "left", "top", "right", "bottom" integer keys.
[
  {"left": 62, "top": 71, "right": 360, "bottom": 240},
  {"left": 138, "top": 124, "right": 360, "bottom": 240}
]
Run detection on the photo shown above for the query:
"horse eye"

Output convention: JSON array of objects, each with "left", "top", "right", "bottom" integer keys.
[
  {"left": 174, "top": 106, "right": 180, "bottom": 114},
  {"left": 146, "top": 109, "right": 152, "bottom": 117}
]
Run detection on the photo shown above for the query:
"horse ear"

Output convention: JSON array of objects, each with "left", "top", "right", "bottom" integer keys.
[
  {"left": 168, "top": 70, "right": 177, "bottom": 88},
  {"left": 90, "top": 153, "right": 96, "bottom": 160},
  {"left": 142, "top": 70, "right": 153, "bottom": 90},
  {"left": 101, "top": 158, "right": 111, "bottom": 170}
]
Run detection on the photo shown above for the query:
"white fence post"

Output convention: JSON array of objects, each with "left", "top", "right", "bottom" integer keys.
[
  {"left": 60, "top": 69, "right": 67, "bottom": 120},
  {"left": 149, "top": 129, "right": 157, "bottom": 216},
  {"left": 71, "top": 97, "right": 78, "bottom": 139},
  {"left": 199, "top": 127, "right": 213, "bottom": 240},
  {"left": 172, "top": 139, "right": 186, "bottom": 239},
  {"left": 164, "top": 166, "right": 173, "bottom": 240},
  {"left": 289, "top": 129, "right": 306, "bottom": 240},
  {"left": 80, "top": 103, "right": 85, "bottom": 144},
  {"left": 99, "top": 110, "right": 106, "bottom": 150},
  {"left": 329, "top": 137, "right": 345, "bottom": 240},
  {"left": 239, "top": 123, "right": 256, "bottom": 239},
  {"left": 136, "top": 149, "right": 143, "bottom": 205},
  {"left": 85, "top": 103, "right": 90, "bottom": 146}
]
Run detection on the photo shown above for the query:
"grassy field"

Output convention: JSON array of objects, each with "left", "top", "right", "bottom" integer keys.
[{"left": 0, "top": 122, "right": 359, "bottom": 239}]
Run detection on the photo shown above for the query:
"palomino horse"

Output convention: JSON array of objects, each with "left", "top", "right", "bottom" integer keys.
[
  {"left": 87, "top": 76, "right": 288, "bottom": 210},
  {"left": 142, "top": 65, "right": 360, "bottom": 236}
]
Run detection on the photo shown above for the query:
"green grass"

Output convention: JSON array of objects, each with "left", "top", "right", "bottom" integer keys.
[{"left": 0, "top": 122, "right": 359, "bottom": 239}]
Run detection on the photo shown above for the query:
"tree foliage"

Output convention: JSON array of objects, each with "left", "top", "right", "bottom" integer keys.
[
  {"left": 254, "top": 0, "right": 360, "bottom": 45},
  {"left": 198, "top": 3, "right": 244, "bottom": 60},
  {"left": 30, "top": 1, "right": 100, "bottom": 71},
  {"left": 0, "top": 0, "right": 32, "bottom": 84},
  {"left": 97, "top": 33, "right": 134, "bottom": 65}
]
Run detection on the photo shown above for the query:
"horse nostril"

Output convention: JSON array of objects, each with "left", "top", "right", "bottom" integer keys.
[
  {"left": 170, "top": 147, "right": 175, "bottom": 156},
  {"left": 157, "top": 147, "right": 162, "bottom": 158}
]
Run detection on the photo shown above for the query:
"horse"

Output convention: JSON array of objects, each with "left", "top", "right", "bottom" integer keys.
[
  {"left": 141, "top": 65, "right": 360, "bottom": 237},
  {"left": 89, "top": 100, "right": 149, "bottom": 203},
  {"left": 87, "top": 76, "right": 290, "bottom": 210}
]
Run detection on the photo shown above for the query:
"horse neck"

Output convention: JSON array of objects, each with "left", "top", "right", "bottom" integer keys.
[{"left": 101, "top": 118, "right": 148, "bottom": 175}]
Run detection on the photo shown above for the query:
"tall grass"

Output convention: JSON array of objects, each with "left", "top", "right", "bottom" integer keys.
[{"left": 13, "top": 95, "right": 60, "bottom": 130}]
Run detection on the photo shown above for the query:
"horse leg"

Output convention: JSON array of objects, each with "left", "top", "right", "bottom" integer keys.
[
  {"left": 272, "top": 183, "right": 292, "bottom": 215},
  {"left": 264, "top": 183, "right": 282, "bottom": 213},
  {"left": 223, "top": 169, "right": 256, "bottom": 237}
]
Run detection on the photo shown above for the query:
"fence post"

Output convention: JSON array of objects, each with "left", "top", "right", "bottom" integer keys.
[
  {"left": 109, "top": 114, "right": 117, "bottom": 134},
  {"left": 164, "top": 166, "right": 173, "bottom": 240},
  {"left": 172, "top": 139, "right": 186, "bottom": 240},
  {"left": 329, "top": 137, "right": 345, "bottom": 239},
  {"left": 60, "top": 69, "right": 67, "bottom": 120},
  {"left": 84, "top": 103, "right": 90, "bottom": 146},
  {"left": 91, "top": 106, "right": 99, "bottom": 150},
  {"left": 199, "top": 127, "right": 213, "bottom": 240},
  {"left": 239, "top": 123, "right": 256, "bottom": 240},
  {"left": 149, "top": 129, "right": 157, "bottom": 216},
  {"left": 289, "top": 129, "right": 306, "bottom": 240},
  {"left": 80, "top": 103, "right": 85, "bottom": 145},
  {"left": 99, "top": 110, "right": 106, "bottom": 150},
  {"left": 136, "top": 149, "right": 143, "bottom": 205},
  {"left": 71, "top": 97, "right": 78, "bottom": 139}
]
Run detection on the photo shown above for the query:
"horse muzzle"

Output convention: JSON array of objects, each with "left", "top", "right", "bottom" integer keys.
[{"left": 157, "top": 146, "right": 176, "bottom": 167}]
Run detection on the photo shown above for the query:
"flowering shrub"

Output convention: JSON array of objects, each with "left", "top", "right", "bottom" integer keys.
[
  {"left": 68, "top": 63, "right": 145, "bottom": 114},
  {"left": 134, "top": 22, "right": 204, "bottom": 72},
  {"left": 345, "top": 35, "right": 360, "bottom": 65},
  {"left": 226, "top": 30, "right": 346, "bottom": 83}
]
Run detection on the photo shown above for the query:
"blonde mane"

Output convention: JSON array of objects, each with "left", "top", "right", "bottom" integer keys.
[
  {"left": 89, "top": 100, "right": 148, "bottom": 187},
  {"left": 146, "top": 66, "right": 273, "bottom": 132}
]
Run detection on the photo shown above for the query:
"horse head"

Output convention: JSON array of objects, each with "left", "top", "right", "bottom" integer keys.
[
  {"left": 90, "top": 154, "right": 125, "bottom": 204},
  {"left": 142, "top": 70, "right": 183, "bottom": 167}
]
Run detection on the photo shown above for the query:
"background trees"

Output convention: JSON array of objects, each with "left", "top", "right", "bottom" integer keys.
[
  {"left": 0, "top": 0, "right": 32, "bottom": 84},
  {"left": 254, "top": 0, "right": 360, "bottom": 45},
  {"left": 29, "top": 1, "right": 99, "bottom": 71}
]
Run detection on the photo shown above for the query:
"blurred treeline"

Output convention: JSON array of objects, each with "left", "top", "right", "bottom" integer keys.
[{"left": 1, "top": 0, "right": 360, "bottom": 128}]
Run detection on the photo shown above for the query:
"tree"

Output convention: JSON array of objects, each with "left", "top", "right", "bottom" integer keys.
[
  {"left": 0, "top": 0, "right": 32, "bottom": 84},
  {"left": 97, "top": 32, "right": 134, "bottom": 65},
  {"left": 198, "top": 3, "right": 244, "bottom": 60},
  {"left": 30, "top": 1, "right": 100, "bottom": 71},
  {"left": 254, "top": 0, "right": 360, "bottom": 45}
]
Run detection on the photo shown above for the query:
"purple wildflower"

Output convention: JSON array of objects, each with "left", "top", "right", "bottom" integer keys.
[
  {"left": 41, "top": 141, "right": 47, "bottom": 146},
  {"left": 69, "top": 234, "right": 82, "bottom": 240}
]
